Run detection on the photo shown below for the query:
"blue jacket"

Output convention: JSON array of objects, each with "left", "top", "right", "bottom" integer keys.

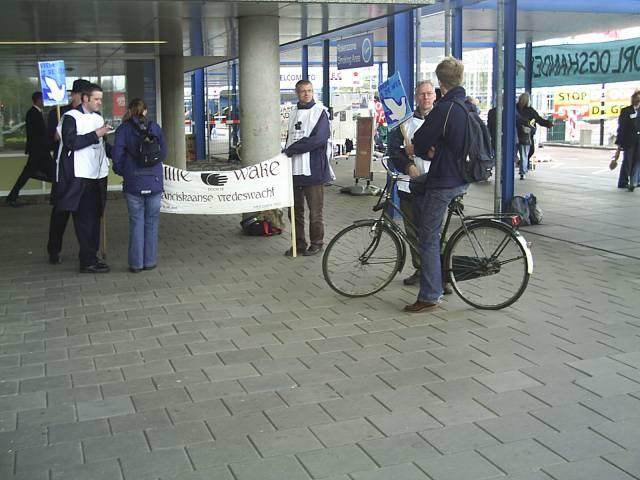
[
  {"left": 413, "top": 86, "right": 469, "bottom": 190},
  {"left": 284, "top": 101, "right": 332, "bottom": 187},
  {"left": 112, "top": 117, "right": 166, "bottom": 195}
]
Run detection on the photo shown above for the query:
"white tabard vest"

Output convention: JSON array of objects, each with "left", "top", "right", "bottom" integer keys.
[
  {"left": 397, "top": 115, "right": 432, "bottom": 194},
  {"left": 286, "top": 103, "right": 332, "bottom": 177},
  {"left": 58, "top": 109, "right": 109, "bottom": 180}
]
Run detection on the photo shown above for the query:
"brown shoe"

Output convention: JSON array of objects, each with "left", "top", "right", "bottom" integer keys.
[{"left": 403, "top": 300, "right": 439, "bottom": 313}]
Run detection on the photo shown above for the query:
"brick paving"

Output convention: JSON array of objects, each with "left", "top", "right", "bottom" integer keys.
[{"left": 1, "top": 146, "right": 639, "bottom": 479}]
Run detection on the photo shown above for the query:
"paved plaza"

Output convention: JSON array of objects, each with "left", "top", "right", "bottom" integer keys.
[{"left": 1, "top": 146, "right": 639, "bottom": 480}]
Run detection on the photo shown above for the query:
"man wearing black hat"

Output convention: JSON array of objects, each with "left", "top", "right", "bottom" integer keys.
[{"left": 46, "top": 79, "right": 91, "bottom": 264}]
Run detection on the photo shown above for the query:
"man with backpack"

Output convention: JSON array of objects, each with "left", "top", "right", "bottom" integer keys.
[{"left": 405, "top": 57, "right": 472, "bottom": 312}]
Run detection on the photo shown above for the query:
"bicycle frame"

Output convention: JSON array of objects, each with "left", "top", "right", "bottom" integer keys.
[{"left": 368, "top": 170, "right": 529, "bottom": 277}]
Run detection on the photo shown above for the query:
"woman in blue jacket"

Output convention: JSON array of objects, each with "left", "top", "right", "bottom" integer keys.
[{"left": 112, "top": 98, "right": 167, "bottom": 273}]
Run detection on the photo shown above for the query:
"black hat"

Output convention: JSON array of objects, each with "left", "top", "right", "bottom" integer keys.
[{"left": 70, "top": 79, "right": 91, "bottom": 93}]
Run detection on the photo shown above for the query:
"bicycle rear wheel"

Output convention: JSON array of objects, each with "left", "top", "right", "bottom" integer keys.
[
  {"left": 444, "top": 220, "right": 531, "bottom": 310},
  {"left": 322, "top": 220, "right": 402, "bottom": 297}
]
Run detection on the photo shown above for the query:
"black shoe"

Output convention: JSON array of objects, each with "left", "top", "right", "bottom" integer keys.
[
  {"left": 49, "top": 255, "right": 61, "bottom": 265},
  {"left": 519, "top": 174, "right": 525, "bottom": 180},
  {"left": 129, "top": 267, "right": 142, "bottom": 273},
  {"left": 628, "top": 185, "right": 636, "bottom": 192},
  {"left": 80, "top": 263, "right": 110, "bottom": 274},
  {"left": 284, "top": 247, "right": 306, "bottom": 257},
  {"left": 303, "top": 245, "right": 323, "bottom": 256},
  {"left": 143, "top": 265, "right": 156, "bottom": 271},
  {"left": 403, "top": 270, "right": 420, "bottom": 286}
]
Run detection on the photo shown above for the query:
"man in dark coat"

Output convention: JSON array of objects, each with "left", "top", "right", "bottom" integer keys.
[
  {"left": 57, "top": 83, "right": 112, "bottom": 273},
  {"left": 407, "top": 57, "right": 470, "bottom": 313},
  {"left": 283, "top": 80, "right": 333, "bottom": 257},
  {"left": 613, "top": 90, "right": 640, "bottom": 191},
  {"left": 5, "top": 92, "right": 53, "bottom": 206},
  {"left": 46, "top": 79, "right": 91, "bottom": 264}
]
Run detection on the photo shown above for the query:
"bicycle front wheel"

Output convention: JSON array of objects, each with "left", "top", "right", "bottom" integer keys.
[
  {"left": 444, "top": 220, "right": 531, "bottom": 310},
  {"left": 322, "top": 220, "right": 402, "bottom": 298}
]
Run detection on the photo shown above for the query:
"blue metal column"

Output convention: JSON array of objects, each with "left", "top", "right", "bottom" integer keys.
[
  {"left": 501, "top": 0, "right": 517, "bottom": 207},
  {"left": 524, "top": 42, "right": 533, "bottom": 93},
  {"left": 387, "top": 11, "right": 414, "bottom": 106},
  {"left": 378, "top": 63, "right": 384, "bottom": 86},
  {"left": 302, "top": 45, "right": 309, "bottom": 80},
  {"left": 452, "top": 7, "right": 463, "bottom": 60},
  {"left": 231, "top": 62, "right": 239, "bottom": 146},
  {"left": 190, "top": 4, "right": 205, "bottom": 161}
]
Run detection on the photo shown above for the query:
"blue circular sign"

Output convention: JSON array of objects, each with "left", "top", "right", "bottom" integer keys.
[{"left": 361, "top": 37, "right": 372, "bottom": 64}]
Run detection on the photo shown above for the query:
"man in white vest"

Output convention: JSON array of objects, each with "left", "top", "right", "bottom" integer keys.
[
  {"left": 56, "top": 83, "right": 112, "bottom": 273},
  {"left": 283, "top": 80, "right": 333, "bottom": 257},
  {"left": 387, "top": 80, "right": 436, "bottom": 285}
]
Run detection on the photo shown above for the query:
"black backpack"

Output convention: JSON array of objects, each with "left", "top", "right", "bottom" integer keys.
[
  {"left": 133, "top": 120, "right": 162, "bottom": 168},
  {"left": 445, "top": 99, "right": 495, "bottom": 183}
]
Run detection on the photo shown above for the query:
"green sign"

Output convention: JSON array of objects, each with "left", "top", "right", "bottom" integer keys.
[{"left": 516, "top": 37, "right": 640, "bottom": 88}]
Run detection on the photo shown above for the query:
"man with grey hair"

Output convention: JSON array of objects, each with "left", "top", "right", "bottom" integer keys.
[
  {"left": 405, "top": 57, "right": 471, "bottom": 312},
  {"left": 387, "top": 80, "right": 436, "bottom": 285}
]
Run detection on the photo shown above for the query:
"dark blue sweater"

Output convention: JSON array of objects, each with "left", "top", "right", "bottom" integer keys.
[
  {"left": 413, "top": 86, "right": 469, "bottom": 189},
  {"left": 284, "top": 101, "right": 332, "bottom": 187},
  {"left": 112, "top": 117, "right": 166, "bottom": 195}
]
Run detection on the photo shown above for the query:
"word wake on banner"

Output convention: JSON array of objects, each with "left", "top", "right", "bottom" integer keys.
[{"left": 161, "top": 154, "right": 293, "bottom": 215}]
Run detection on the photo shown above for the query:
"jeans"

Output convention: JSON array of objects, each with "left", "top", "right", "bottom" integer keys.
[
  {"left": 418, "top": 184, "right": 468, "bottom": 303},
  {"left": 518, "top": 144, "right": 530, "bottom": 176},
  {"left": 124, "top": 192, "right": 161, "bottom": 269}
]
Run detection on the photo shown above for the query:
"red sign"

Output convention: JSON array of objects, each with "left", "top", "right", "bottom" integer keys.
[
  {"left": 374, "top": 100, "right": 385, "bottom": 125},
  {"left": 113, "top": 92, "right": 126, "bottom": 118}
]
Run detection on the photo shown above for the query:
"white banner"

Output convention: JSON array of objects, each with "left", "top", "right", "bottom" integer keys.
[{"left": 161, "top": 154, "right": 293, "bottom": 215}]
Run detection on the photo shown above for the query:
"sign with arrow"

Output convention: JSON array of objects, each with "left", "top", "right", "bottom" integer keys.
[
  {"left": 38, "top": 60, "right": 68, "bottom": 106},
  {"left": 377, "top": 72, "right": 412, "bottom": 130}
]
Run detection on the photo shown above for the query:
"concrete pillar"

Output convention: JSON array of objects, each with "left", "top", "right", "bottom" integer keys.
[
  {"left": 238, "top": 15, "right": 280, "bottom": 166},
  {"left": 160, "top": 55, "right": 186, "bottom": 169}
]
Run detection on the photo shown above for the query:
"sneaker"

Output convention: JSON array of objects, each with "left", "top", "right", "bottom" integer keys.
[
  {"left": 303, "top": 245, "right": 323, "bottom": 256},
  {"left": 443, "top": 283, "right": 453, "bottom": 295}
]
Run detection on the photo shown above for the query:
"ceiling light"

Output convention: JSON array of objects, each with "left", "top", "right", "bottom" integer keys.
[{"left": 0, "top": 41, "right": 167, "bottom": 45}]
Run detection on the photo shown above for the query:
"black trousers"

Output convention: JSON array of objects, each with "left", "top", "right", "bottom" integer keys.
[
  {"left": 47, "top": 207, "right": 71, "bottom": 257},
  {"left": 72, "top": 179, "right": 103, "bottom": 267},
  {"left": 7, "top": 152, "right": 52, "bottom": 201}
]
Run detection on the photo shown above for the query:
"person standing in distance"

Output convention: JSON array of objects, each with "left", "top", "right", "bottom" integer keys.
[
  {"left": 46, "top": 78, "right": 91, "bottom": 264},
  {"left": 283, "top": 80, "right": 334, "bottom": 257},
  {"left": 112, "top": 98, "right": 167, "bottom": 273},
  {"left": 56, "top": 83, "right": 112, "bottom": 273},
  {"left": 612, "top": 90, "right": 640, "bottom": 191}
]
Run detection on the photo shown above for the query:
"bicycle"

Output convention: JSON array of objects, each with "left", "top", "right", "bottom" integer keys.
[{"left": 322, "top": 164, "right": 533, "bottom": 310}]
